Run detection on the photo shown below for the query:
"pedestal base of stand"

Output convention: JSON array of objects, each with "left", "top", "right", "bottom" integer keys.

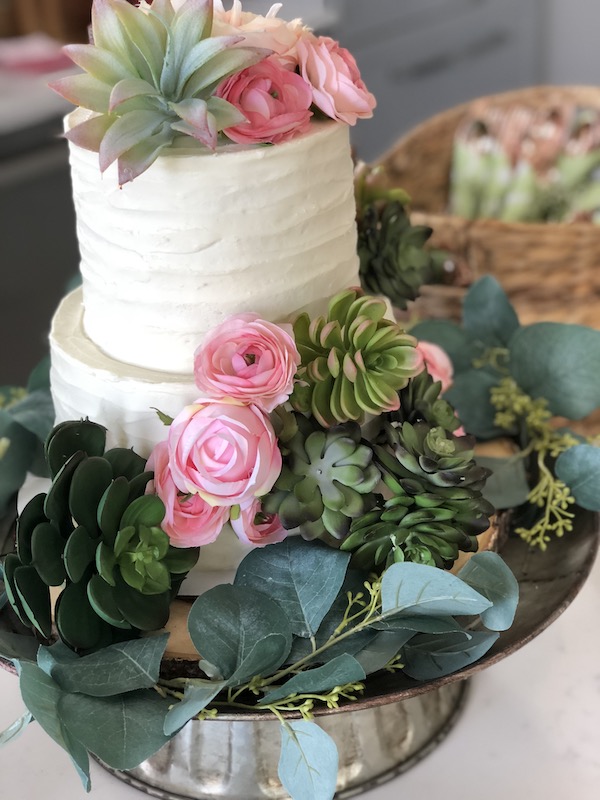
[{"left": 97, "top": 680, "right": 469, "bottom": 800}]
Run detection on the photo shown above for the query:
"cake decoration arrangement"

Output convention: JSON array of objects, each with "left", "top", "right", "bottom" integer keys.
[{"left": 0, "top": 3, "right": 598, "bottom": 800}]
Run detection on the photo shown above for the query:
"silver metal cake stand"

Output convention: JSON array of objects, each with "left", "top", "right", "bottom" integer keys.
[{"left": 2, "top": 510, "right": 598, "bottom": 799}]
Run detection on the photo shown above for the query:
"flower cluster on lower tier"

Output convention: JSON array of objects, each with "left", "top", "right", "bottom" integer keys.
[{"left": 148, "top": 286, "right": 489, "bottom": 570}]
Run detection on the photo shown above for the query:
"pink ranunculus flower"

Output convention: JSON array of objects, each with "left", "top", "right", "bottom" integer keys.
[
  {"left": 415, "top": 341, "right": 454, "bottom": 393},
  {"left": 297, "top": 34, "right": 376, "bottom": 125},
  {"left": 194, "top": 313, "right": 300, "bottom": 412},
  {"left": 212, "top": 1, "right": 310, "bottom": 68},
  {"left": 230, "top": 498, "right": 287, "bottom": 547},
  {"left": 168, "top": 399, "right": 282, "bottom": 507},
  {"left": 147, "top": 440, "right": 229, "bottom": 547},
  {"left": 216, "top": 57, "right": 313, "bottom": 144}
]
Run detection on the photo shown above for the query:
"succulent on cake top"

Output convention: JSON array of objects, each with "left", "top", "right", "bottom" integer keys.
[{"left": 50, "top": 0, "right": 376, "bottom": 183}]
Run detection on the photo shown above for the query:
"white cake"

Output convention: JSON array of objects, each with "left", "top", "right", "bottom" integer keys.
[{"left": 50, "top": 111, "right": 360, "bottom": 455}]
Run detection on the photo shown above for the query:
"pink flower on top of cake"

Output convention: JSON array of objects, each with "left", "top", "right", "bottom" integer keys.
[
  {"left": 230, "top": 498, "right": 287, "bottom": 546},
  {"left": 415, "top": 341, "right": 454, "bottom": 393},
  {"left": 147, "top": 440, "right": 229, "bottom": 546},
  {"left": 211, "top": 0, "right": 310, "bottom": 68},
  {"left": 216, "top": 57, "right": 313, "bottom": 144},
  {"left": 167, "top": 399, "right": 282, "bottom": 507},
  {"left": 194, "top": 312, "right": 300, "bottom": 412},
  {"left": 297, "top": 34, "right": 376, "bottom": 125}
]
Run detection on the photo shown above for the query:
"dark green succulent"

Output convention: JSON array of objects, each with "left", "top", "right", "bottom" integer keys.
[
  {"left": 357, "top": 200, "right": 441, "bottom": 310},
  {"left": 3, "top": 420, "right": 199, "bottom": 652},
  {"left": 263, "top": 414, "right": 380, "bottom": 542},
  {"left": 341, "top": 420, "right": 493, "bottom": 571},
  {"left": 291, "top": 288, "right": 421, "bottom": 428},
  {"left": 389, "top": 369, "right": 462, "bottom": 434}
]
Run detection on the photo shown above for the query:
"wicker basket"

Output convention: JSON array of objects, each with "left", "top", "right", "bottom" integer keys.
[{"left": 379, "top": 86, "right": 600, "bottom": 328}]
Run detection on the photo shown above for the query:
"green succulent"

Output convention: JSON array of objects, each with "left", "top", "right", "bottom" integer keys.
[
  {"left": 50, "top": 0, "right": 267, "bottom": 183},
  {"left": 263, "top": 414, "right": 380, "bottom": 542},
  {"left": 389, "top": 369, "right": 462, "bottom": 434},
  {"left": 3, "top": 420, "right": 199, "bottom": 653},
  {"left": 291, "top": 288, "right": 421, "bottom": 428},
  {"left": 341, "top": 420, "right": 493, "bottom": 571},
  {"left": 357, "top": 200, "right": 442, "bottom": 309}
]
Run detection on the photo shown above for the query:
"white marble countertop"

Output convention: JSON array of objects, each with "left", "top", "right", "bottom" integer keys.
[{"left": 1, "top": 546, "right": 598, "bottom": 800}]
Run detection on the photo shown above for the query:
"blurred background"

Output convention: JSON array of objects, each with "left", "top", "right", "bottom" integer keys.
[{"left": 1, "top": 0, "right": 600, "bottom": 384}]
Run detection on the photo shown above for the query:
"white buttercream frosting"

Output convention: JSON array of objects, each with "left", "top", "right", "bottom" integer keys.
[{"left": 67, "top": 110, "right": 360, "bottom": 373}]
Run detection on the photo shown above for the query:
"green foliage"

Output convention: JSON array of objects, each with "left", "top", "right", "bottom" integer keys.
[
  {"left": 475, "top": 455, "right": 530, "bottom": 510},
  {"left": 457, "top": 552, "right": 519, "bottom": 631},
  {"left": 0, "top": 360, "right": 54, "bottom": 518},
  {"left": 412, "top": 276, "right": 600, "bottom": 549},
  {"left": 278, "top": 721, "right": 339, "bottom": 800},
  {"left": 291, "top": 287, "right": 420, "bottom": 427},
  {"left": 5, "top": 420, "right": 198, "bottom": 651},
  {"left": 234, "top": 537, "right": 350, "bottom": 638},
  {"left": 263, "top": 414, "right": 379, "bottom": 541},
  {"left": 51, "top": 0, "right": 267, "bottom": 183},
  {"left": 357, "top": 200, "right": 440, "bottom": 310},
  {"left": 402, "top": 630, "right": 499, "bottom": 680},
  {"left": 342, "top": 421, "right": 493, "bottom": 571},
  {"left": 390, "top": 369, "right": 462, "bottom": 434}
]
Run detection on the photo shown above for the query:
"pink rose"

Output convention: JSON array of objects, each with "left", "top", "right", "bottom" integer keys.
[
  {"left": 416, "top": 341, "right": 454, "bottom": 393},
  {"left": 230, "top": 498, "right": 287, "bottom": 547},
  {"left": 194, "top": 313, "right": 300, "bottom": 412},
  {"left": 168, "top": 400, "right": 282, "bottom": 507},
  {"left": 216, "top": 57, "right": 313, "bottom": 144},
  {"left": 297, "top": 35, "right": 376, "bottom": 125},
  {"left": 147, "top": 441, "right": 229, "bottom": 547}
]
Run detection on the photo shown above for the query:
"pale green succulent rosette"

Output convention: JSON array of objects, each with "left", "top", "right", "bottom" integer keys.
[
  {"left": 290, "top": 288, "right": 421, "bottom": 428},
  {"left": 50, "top": 0, "right": 269, "bottom": 183},
  {"left": 262, "top": 413, "right": 380, "bottom": 541}
]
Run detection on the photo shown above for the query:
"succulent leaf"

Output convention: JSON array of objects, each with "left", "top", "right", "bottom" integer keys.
[
  {"left": 291, "top": 288, "right": 421, "bottom": 427},
  {"left": 55, "top": 0, "right": 268, "bottom": 182},
  {"left": 342, "top": 420, "right": 493, "bottom": 571},
  {"left": 6, "top": 420, "right": 198, "bottom": 652}
]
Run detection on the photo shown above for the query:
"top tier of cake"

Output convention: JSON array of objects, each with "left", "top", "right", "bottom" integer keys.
[{"left": 68, "top": 109, "right": 360, "bottom": 374}]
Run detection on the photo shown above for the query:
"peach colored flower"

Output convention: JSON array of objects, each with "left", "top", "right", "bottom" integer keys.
[
  {"left": 194, "top": 312, "right": 300, "bottom": 412},
  {"left": 230, "top": 498, "right": 287, "bottom": 546},
  {"left": 147, "top": 440, "right": 229, "bottom": 547},
  {"left": 416, "top": 341, "right": 454, "bottom": 392},
  {"left": 212, "top": 1, "right": 310, "bottom": 68},
  {"left": 167, "top": 400, "right": 282, "bottom": 507},
  {"left": 297, "top": 34, "right": 376, "bottom": 125},
  {"left": 217, "top": 57, "right": 312, "bottom": 144}
]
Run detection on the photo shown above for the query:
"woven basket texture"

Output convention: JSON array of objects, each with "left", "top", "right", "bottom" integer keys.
[{"left": 379, "top": 86, "right": 600, "bottom": 328}]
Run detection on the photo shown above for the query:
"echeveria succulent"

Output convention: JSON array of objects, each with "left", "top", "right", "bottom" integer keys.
[
  {"left": 50, "top": 0, "right": 268, "bottom": 183},
  {"left": 341, "top": 420, "right": 493, "bottom": 570},
  {"left": 390, "top": 369, "right": 463, "bottom": 434},
  {"left": 263, "top": 413, "right": 380, "bottom": 541},
  {"left": 358, "top": 200, "right": 440, "bottom": 309},
  {"left": 4, "top": 420, "right": 199, "bottom": 652},
  {"left": 291, "top": 288, "right": 421, "bottom": 427}
]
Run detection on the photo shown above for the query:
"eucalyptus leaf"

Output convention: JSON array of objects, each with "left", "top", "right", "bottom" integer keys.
[
  {"left": 228, "top": 633, "right": 292, "bottom": 688},
  {"left": 410, "top": 320, "right": 478, "bottom": 373},
  {"left": 0, "top": 711, "right": 33, "bottom": 746},
  {"left": 457, "top": 552, "right": 519, "bottom": 631},
  {"left": 19, "top": 663, "right": 91, "bottom": 789},
  {"left": 353, "top": 630, "right": 414, "bottom": 675},
  {"left": 555, "top": 445, "right": 600, "bottom": 510},
  {"left": 261, "top": 654, "right": 365, "bottom": 706},
  {"left": 188, "top": 584, "right": 292, "bottom": 681},
  {"left": 27, "top": 356, "right": 51, "bottom": 393},
  {"left": 476, "top": 455, "right": 530, "bottom": 509},
  {"left": 278, "top": 720, "right": 338, "bottom": 800},
  {"left": 40, "top": 634, "right": 168, "bottom": 696},
  {"left": 446, "top": 369, "right": 504, "bottom": 439},
  {"left": 0, "top": 412, "right": 37, "bottom": 518},
  {"left": 234, "top": 538, "right": 350, "bottom": 638},
  {"left": 509, "top": 322, "right": 600, "bottom": 419},
  {"left": 373, "top": 615, "right": 466, "bottom": 634},
  {"left": 402, "top": 629, "right": 499, "bottom": 680},
  {"left": 462, "top": 276, "right": 520, "bottom": 347},
  {"left": 58, "top": 689, "right": 173, "bottom": 770},
  {"left": 163, "top": 679, "right": 226, "bottom": 736},
  {"left": 8, "top": 389, "right": 55, "bottom": 441},
  {"left": 381, "top": 562, "right": 492, "bottom": 618}
]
